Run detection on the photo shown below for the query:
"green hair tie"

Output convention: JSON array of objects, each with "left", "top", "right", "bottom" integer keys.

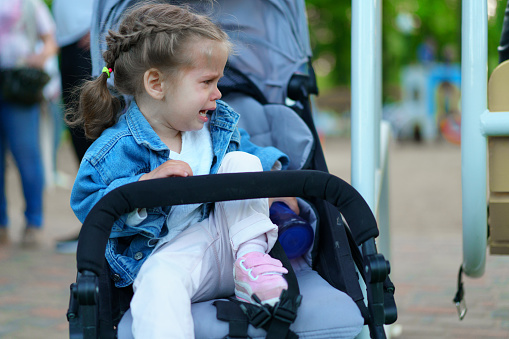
[{"left": 102, "top": 67, "right": 112, "bottom": 78}]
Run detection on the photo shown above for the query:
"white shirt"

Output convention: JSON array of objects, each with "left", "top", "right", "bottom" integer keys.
[
  {"left": 164, "top": 121, "right": 214, "bottom": 239},
  {"left": 126, "top": 122, "right": 214, "bottom": 252}
]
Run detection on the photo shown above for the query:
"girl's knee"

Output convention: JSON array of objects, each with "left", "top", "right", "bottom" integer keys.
[{"left": 219, "top": 151, "right": 262, "bottom": 174}]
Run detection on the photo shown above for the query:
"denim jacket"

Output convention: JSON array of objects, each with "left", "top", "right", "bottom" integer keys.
[{"left": 71, "top": 100, "right": 288, "bottom": 287}]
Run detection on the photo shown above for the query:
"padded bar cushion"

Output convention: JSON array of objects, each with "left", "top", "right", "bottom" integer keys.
[
  {"left": 225, "top": 93, "right": 314, "bottom": 170},
  {"left": 77, "top": 170, "right": 379, "bottom": 275},
  {"left": 117, "top": 264, "right": 364, "bottom": 339}
]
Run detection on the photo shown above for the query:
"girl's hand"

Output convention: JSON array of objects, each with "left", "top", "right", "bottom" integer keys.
[
  {"left": 139, "top": 160, "right": 193, "bottom": 181},
  {"left": 269, "top": 197, "right": 300, "bottom": 215}
]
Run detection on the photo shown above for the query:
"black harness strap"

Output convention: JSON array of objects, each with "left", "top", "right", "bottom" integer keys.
[
  {"left": 214, "top": 300, "right": 251, "bottom": 339},
  {"left": 265, "top": 291, "right": 300, "bottom": 339},
  {"left": 214, "top": 295, "right": 300, "bottom": 339},
  {"left": 236, "top": 295, "right": 300, "bottom": 339},
  {"left": 265, "top": 241, "right": 301, "bottom": 339}
]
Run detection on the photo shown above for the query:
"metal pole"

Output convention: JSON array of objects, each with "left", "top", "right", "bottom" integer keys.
[
  {"left": 480, "top": 110, "right": 509, "bottom": 136},
  {"left": 352, "top": 1, "right": 383, "bottom": 338},
  {"left": 351, "top": 0, "right": 377, "bottom": 212},
  {"left": 461, "top": 0, "right": 488, "bottom": 278}
]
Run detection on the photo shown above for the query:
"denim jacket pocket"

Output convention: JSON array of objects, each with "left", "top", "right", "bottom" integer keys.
[
  {"left": 106, "top": 231, "right": 161, "bottom": 287},
  {"left": 110, "top": 206, "right": 168, "bottom": 239}
]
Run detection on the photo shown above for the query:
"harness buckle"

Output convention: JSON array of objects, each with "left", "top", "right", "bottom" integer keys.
[
  {"left": 239, "top": 303, "right": 272, "bottom": 328},
  {"left": 272, "top": 291, "right": 302, "bottom": 324}
]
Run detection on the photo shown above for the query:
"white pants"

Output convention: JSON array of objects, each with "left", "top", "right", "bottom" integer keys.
[{"left": 130, "top": 152, "right": 278, "bottom": 338}]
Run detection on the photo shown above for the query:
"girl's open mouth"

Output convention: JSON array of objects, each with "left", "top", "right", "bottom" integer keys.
[{"left": 198, "top": 110, "right": 209, "bottom": 122}]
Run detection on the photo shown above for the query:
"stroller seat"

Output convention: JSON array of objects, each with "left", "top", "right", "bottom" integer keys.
[{"left": 118, "top": 260, "right": 364, "bottom": 339}]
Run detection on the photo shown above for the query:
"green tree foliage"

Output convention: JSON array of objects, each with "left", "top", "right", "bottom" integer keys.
[
  {"left": 306, "top": 1, "right": 352, "bottom": 90},
  {"left": 306, "top": 0, "right": 505, "bottom": 101}
]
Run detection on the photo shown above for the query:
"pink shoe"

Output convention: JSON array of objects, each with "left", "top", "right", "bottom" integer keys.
[{"left": 234, "top": 252, "right": 288, "bottom": 306}]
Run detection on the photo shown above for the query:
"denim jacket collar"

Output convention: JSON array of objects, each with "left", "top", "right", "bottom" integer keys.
[
  {"left": 126, "top": 101, "right": 170, "bottom": 153},
  {"left": 209, "top": 100, "right": 239, "bottom": 132},
  {"left": 124, "top": 99, "right": 239, "bottom": 152}
]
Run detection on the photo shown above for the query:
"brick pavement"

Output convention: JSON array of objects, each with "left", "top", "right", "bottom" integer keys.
[
  {"left": 0, "top": 138, "right": 508, "bottom": 338},
  {"left": 324, "top": 138, "right": 509, "bottom": 339}
]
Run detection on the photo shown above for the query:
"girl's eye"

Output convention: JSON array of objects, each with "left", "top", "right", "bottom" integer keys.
[{"left": 204, "top": 80, "right": 212, "bottom": 85}]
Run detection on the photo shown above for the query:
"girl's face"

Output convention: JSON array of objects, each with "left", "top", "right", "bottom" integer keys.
[{"left": 161, "top": 39, "right": 228, "bottom": 133}]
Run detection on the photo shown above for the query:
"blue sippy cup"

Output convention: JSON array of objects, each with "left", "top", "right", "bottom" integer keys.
[{"left": 269, "top": 201, "right": 314, "bottom": 259}]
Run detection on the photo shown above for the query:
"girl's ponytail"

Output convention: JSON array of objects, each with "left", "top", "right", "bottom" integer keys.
[{"left": 66, "top": 65, "right": 122, "bottom": 140}]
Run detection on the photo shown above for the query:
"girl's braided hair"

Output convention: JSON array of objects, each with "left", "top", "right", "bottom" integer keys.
[{"left": 67, "top": 2, "right": 231, "bottom": 140}]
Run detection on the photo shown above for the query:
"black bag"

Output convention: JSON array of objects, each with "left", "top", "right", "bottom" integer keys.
[{"left": 0, "top": 67, "right": 50, "bottom": 106}]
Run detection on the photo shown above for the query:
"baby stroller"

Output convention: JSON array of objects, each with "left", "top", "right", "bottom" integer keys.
[{"left": 67, "top": 1, "right": 397, "bottom": 338}]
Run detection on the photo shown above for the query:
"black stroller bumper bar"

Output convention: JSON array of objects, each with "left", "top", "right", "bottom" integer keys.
[{"left": 77, "top": 170, "right": 379, "bottom": 275}]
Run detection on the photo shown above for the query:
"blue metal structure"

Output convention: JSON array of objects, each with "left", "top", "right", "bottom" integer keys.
[
  {"left": 351, "top": 1, "right": 392, "bottom": 337},
  {"left": 352, "top": 0, "right": 392, "bottom": 260},
  {"left": 461, "top": 0, "right": 489, "bottom": 279},
  {"left": 351, "top": 0, "right": 503, "bottom": 334},
  {"left": 351, "top": 0, "right": 498, "bottom": 287}
]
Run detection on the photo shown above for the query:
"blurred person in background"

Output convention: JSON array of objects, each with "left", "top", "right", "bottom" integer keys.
[
  {"left": 52, "top": 0, "right": 94, "bottom": 253},
  {"left": 0, "top": 0, "right": 58, "bottom": 248},
  {"left": 52, "top": 0, "right": 93, "bottom": 162},
  {"left": 40, "top": 41, "right": 63, "bottom": 191}
]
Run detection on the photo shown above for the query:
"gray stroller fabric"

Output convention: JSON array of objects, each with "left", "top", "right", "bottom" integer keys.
[
  {"left": 201, "top": 0, "right": 313, "bottom": 103},
  {"left": 91, "top": 0, "right": 312, "bottom": 103},
  {"left": 225, "top": 92, "right": 314, "bottom": 170}
]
